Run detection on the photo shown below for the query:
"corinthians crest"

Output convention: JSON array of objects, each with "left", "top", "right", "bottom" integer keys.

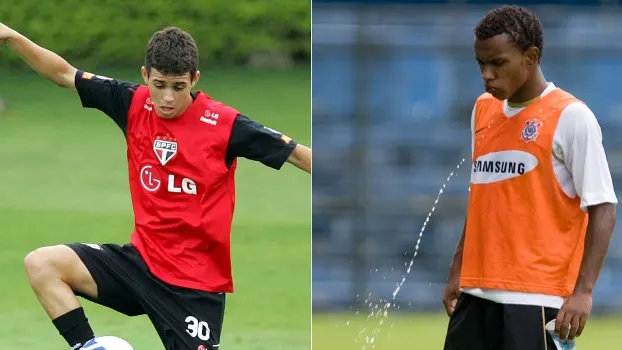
[
  {"left": 153, "top": 135, "right": 178, "bottom": 165},
  {"left": 521, "top": 119, "right": 542, "bottom": 143}
]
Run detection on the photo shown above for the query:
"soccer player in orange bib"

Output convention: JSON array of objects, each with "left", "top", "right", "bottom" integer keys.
[{"left": 442, "top": 5, "right": 617, "bottom": 350}]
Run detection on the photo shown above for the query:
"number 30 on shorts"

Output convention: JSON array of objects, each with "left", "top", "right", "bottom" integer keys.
[{"left": 185, "top": 316, "right": 211, "bottom": 341}]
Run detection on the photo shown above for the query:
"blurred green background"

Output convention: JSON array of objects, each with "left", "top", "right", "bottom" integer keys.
[
  {"left": 0, "top": 2, "right": 309, "bottom": 350},
  {"left": 0, "top": 0, "right": 310, "bottom": 68}
]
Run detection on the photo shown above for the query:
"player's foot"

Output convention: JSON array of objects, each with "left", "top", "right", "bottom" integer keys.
[{"left": 71, "top": 337, "right": 95, "bottom": 350}]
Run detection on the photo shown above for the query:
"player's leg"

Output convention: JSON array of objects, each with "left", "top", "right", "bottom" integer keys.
[
  {"left": 443, "top": 293, "right": 491, "bottom": 350},
  {"left": 24, "top": 243, "right": 145, "bottom": 349},
  {"left": 24, "top": 245, "right": 98, "bottom": 349},
  {"left": 501, "top": 303, "right": 559, "bottom": 350}
]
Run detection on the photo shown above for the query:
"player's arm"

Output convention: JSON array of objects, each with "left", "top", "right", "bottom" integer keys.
[
  {"left": 73, "top": 71, "right": 140, "bottom": 133},
  {"left": 564, "top": 104, "right": 617, "bottom": 295},
  {"left": 443, "top": 218, "right": 465, "bottom": 316},
  {"left": 449, "top": 219, "right": 466, "bottom": 275},
  {"left": 449, "top": 104, "right": 475, "bottom": 277},
  {"left": 554, "top": 103, "right": 617, "bottom": 339},
  {"left": 285, "top": 144, "right": 311, "bottom": 173},
  {"left": 225, "top": 114, "right": 311, "bottom": 173},
  {"left": 1, "top": 23, "right": 77, "bottom": 90},
  {"left": 450, "top": 104, "right": 476, "bottom": 276},
  {"left": 577, "top": 204, "right": 616, "bottom": 292},
  {"left": 443, "top": 106, "right": 475, "bottom": 316}
]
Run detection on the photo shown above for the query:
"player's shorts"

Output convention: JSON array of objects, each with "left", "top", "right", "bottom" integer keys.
[
  {"left": 66, "top": 243, "right": 225, "bottom": 350},
  {"left": 443, "top": 293, "right": 562, "bottom": 350}
]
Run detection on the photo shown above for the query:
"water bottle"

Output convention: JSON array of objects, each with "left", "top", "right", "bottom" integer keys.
[{"left": 545, "top": 320, "right": 577, "bottom": 350}]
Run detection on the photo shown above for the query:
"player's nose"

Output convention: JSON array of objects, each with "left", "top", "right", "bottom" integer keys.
[
  {"left": 481, "top": 66, "right": 495, "bottom": 81},
  {"left": 162, "top": 94, "right": 174, "bottom": 103}
]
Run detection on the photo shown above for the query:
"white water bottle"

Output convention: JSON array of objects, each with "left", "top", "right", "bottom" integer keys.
[{"left": 545, "top": 320, "right": 577, "bottom": 350}]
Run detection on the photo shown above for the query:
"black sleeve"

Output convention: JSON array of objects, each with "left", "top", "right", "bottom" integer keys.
[
  {"left": 225, "top": 114, "right": 298, "bottom": 169},
  {"left": 74, "top": 70, "right": 139, "bottom": 133}
]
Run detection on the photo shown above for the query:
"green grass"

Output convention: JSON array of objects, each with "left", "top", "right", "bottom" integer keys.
[
  {"left": 313, "top": 312, "right": 622, "bottom": 349},
  {"left": 0, "top": 68, "right": 310, "bottom": 349}
]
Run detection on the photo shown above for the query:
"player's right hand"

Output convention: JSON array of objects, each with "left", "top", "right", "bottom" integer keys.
[
  {"left": 443, "top": 273, "right": 461, "bottom": 317},
  {"left": 0, "top": 22, "right": 17, "bottom": 43}
]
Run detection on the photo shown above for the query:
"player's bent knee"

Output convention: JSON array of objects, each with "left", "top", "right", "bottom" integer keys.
[
  {"left": 24, "top": 246, "right": 61, "bottom": 281},
  {"left": 24, "top": 245, "right": 97, "bottom": 297}
]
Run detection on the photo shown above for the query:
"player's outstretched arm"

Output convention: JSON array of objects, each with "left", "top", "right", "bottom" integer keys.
[
  {"left": 286, "top": 144, "right": 311, "bottom": 173},
  {"left": 0, "top": 22, "right": 77, "bottom": 90},
  {"left": 226, "top": 115, "right": 311, "bottom": 173}
]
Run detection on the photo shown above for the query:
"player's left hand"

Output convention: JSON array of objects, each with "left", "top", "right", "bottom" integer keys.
[
  {"left": 555, "top": 290, "right": 592, "bottom": 341},
  {"left": 0, "top": 22, "right": 18, "bottom": 43}
]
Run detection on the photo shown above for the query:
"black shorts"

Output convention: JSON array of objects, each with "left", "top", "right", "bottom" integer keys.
[
  {"left": 444, "top": 293, "right": 561, "bottom": 350},
  {"left": 67, "top": 243, "right": 225, "bottom": 350}
]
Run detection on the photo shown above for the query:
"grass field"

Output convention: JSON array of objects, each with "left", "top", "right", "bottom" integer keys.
[
  {"left": 0, "top": 68, "right": 310, "bottom": 349},
  {"left": 313, "top": 312, "right": 622, "bottom": 349}
]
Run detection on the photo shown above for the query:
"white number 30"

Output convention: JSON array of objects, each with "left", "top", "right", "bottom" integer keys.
[{"left": 185, "top": 316, "right": 211, "bottom": 341}]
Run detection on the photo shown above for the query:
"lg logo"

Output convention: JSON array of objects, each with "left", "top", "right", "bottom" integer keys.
[
  {"left": 186, "top": 316, "right": 210, "bottom": 341},
  {"left": 140, "top": 165, "right": 197, "bottom": 195},
  {"left": 140, "top": 165, "right": 162, "bottom": 192}
]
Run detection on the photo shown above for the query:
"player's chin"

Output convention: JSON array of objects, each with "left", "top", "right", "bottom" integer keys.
[{"left": 487, "top": 88, "right": 507, "bottom": 100}]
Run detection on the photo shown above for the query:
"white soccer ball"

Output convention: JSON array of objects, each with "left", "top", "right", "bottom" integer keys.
[{"left": 80, "top": 336, "right": 134, "bottom": 350}]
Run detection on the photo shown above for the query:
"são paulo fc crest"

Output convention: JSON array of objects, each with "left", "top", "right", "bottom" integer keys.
[
  {"left": 521, "top": 119, "right": 542, "bottom": 143},
  {"left": 153, "top": 135, "right": 178, "bottom": 166}
]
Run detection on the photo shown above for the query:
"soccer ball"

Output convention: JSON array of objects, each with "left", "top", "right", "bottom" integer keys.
[{"left": 80, "top": 336, "right": 134, "bottom": 350}]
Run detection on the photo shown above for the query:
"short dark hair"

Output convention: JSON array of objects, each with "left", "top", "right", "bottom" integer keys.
[
  {"left": 145, "top": 27, "right": 199, "bottom": 79},
  {"left": 475, "top": 5, "right": 544, "bottom": 61}
]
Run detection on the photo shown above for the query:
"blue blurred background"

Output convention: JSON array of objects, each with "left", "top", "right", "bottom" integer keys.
[{"left": 312, "top": 1, "right": 622, "bottom": 348}]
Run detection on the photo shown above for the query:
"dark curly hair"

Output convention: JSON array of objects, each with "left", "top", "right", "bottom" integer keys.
[
  {"left": 145, "top": 27, "right": 199, "bottom": 80},
  {"left": 475, "top": 5, "right": 544, "bottom": 62}
]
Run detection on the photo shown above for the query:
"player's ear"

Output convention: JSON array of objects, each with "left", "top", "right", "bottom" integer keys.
[
  {"left": 192, "top": 71, "right": 200, "bottom": 88},
  {"left": 524, "top": 47, "right": 539, "bottom": 67},
  {"left": 141, "top": 66, "right": 150, "bottom": 84}
]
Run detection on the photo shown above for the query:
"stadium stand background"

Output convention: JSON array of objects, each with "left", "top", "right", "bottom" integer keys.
[{"left": 313, "top": 0, "right": 622, "bottom": 313}]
